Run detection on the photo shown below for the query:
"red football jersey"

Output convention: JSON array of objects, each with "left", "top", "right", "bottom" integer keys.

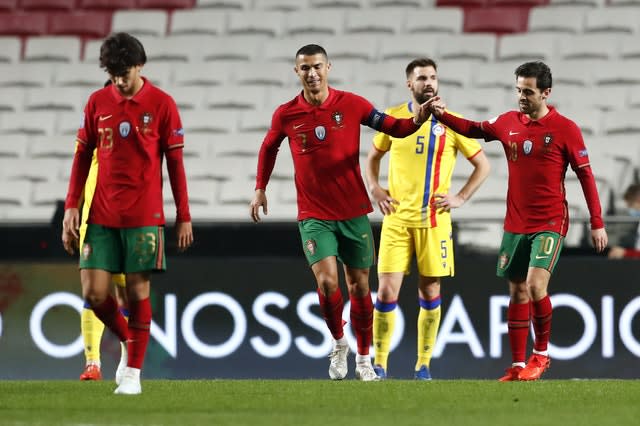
[
  {"left": 65, "top": 78, "right": 190, "bottom": 227},
  {"left": 255, "top": 88, "right": 419, "bottom": 221},
  {"left": 479, "top": 107, "right": 602, "bottom": 235}
]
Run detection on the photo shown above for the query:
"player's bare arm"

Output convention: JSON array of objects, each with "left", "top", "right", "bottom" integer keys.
[
  {"left": 365, "top": 147, "right": 398, "bottom": 215},
  {"left": 250, "top": 189, "right": 268, "bottom": 223},
  {"left": 433, "top": 150, "right": 491, "bottom": 212},
  {"left": 413, "top": 100, "right": 433, "bottom": 125},
  {"left": 176, "top": 221, "right": 193, "bottom": 252},
  {"left": 591, "top": 228, "right": 608, "bottom": 253},
  {"left": 62, "top": 208, "right": 80, "bottom": 255}
]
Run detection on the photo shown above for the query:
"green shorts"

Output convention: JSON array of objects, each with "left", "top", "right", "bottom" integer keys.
[
  {"left": 496, "top": 231, "right": 564, "bottom": 280},
  {"left": 298, "top": 215, "right": 375, "bottom": 269},
  {"left": 79, "top": 224, "right": 166, "bottom": 273}
]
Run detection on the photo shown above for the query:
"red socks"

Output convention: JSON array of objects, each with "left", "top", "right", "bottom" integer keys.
[
  {"left": 349, "top": 291, "right": 373, "bottom": 356},
  {"left": 91, "top": 295, "right": 129, "bottom": 342},
  {"left": 317, "top": 288, "right": 345, "bottom": 340},
  {"left": 532, "top": 295, "right": 552, "bottom": 352},
  {"left": 507, "top": 302, "right": 530, "bottom": 364},
  {"left": 127, "top": 298, "right": 152, "bottom": 369}
]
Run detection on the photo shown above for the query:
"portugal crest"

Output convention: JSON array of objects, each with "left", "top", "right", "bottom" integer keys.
[
  {"left": 332, "top": 111, "right": 344, "bottom": 128},
  {"left": 305, "top": 239, "right": 317, "bottom": 255}
]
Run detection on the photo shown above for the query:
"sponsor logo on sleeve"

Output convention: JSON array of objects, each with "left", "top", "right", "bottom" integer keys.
[{"left": 578, "top": 149, "right": 588, "bottom": 157}]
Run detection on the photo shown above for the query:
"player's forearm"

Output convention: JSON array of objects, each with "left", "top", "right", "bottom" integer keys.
[
  {"left": 440, "top": 111, "right": 485, "bottom": 139},
  {"left": 365, "top": 151, "right": 383, "bottom": 193},
  {"left": 255, "top": 142, "right": 279, "bottom": 190},
  {"left": 166, "top": 147, "right": 191, "bottom": 222},
  {"left": 64, "top": 144, "right": 92, "bottom": 210},
  {"left": 456, "top": 151, "right": 491, "bottom": 202},
  {"left": 377, "top": 115, "right": 420, "bottom": 138},
  {"left": 575, "top": 165, "right": 604, "bottom": 229}
]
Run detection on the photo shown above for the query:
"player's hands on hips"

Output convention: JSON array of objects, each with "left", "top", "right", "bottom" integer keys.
[
  {"left": 62, "top": 208, "right": 80, "bottom": 255},
  {"left": 250, "top": 189, "right": 268, "bottom": 223},
  {"left": 591, "top": 227, "right": 608, "bottom": 253},
  {"left": 425, "top": 96, "right": 446, "bottom": 117},
  {"left": 176, "top": 221, "right": 193, "bottom": 252},
  {"left": 370, "top": 185, "right": 398, "bottom": 215},
  {"left": 433, "top": 192, "right": 464, "bottom": 212}
]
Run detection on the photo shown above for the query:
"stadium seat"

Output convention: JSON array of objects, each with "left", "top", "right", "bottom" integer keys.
[
  {"left": 78, "top": 0, "right": 136, "bottom": 10},
  {"left": 550, "top": 86, "right": 627, "bottom": 112},
  {"left": 111, "top": 9, "right": 169, "bottom": 37},
  {"left": 557, "top": 34, "right": 623, "bottom": 61},
  {"left": 0, "top": 111, "right": 57, "bottom": 135},
  {"left": 227, "top": 11, "right": 285, "bottom": 37},
  {"left": 548, "top": 59, "right": 595, "bottom": 87},
  {"left": 593, "top": 60, "right": 640, "bottom": 86},
  {"left": 464, "top": 7, "right": 529, "bottom": 34},
  {"left": 205, "top": 85, "right": 268, "bottom": 110},
  {"left": 602, "top": 110, "right": 640, "bottom": 136},
  {"left": 0, "top": 0, "right": 17, "bottom": 11},
  {"left": 355, "top": 59, "right": 407, "bottom": 87},
  {"left": 560, "top": 107, "right": 602, "bottom": 136},
  {"left": 547, "top": 0, "right": 604, "bottom": 6},
  {"left": 619, "top": 36, "right": 640, "bottom": 60},
  {"left": 436, "top": 0, "right": 487, "bottom": 6},
  {"left": 491, "top": 0, "right": 548, "bottom": 5},
  {"left": 263, "top": 37, "right": 327, "bottom": 63},
  {"left": 141, "top": 36, "right": 193, "bottom": 62},
  {"left": 136, "top": 0, "right": 195, "bottom": 8},
  {"left": 200, "top": 35, "right": 264, "bottom": 62},
  {"left": 370, "top": 35, "right": 434, "bottom": 62},
  {"left": 437, "top": 60, "right": 473, "bottom": 88},
  {"left": 23, "top": 36, "right": 82, "bottom": 63},
  {"left": 235, "top": 109, "right": 272, "bottom": 134},
  {"left": 584, "top": 8, "right": 640, "bottom": 34},
  {"left": 169, "top": 10, "right": 226, "bottom": 36},
  {"left": 344, "top": 9, "right": 404, "bottom": 35},
  {"left": 56, "top": 111, "right": 84, "bottom": 135},
  {"left": 0, "top": 134, "right": 28, "bottom": 158},
  {"left": 628, "top": 85, "right": 640, "bottom": 108},
  {"left": 0, "top": 12, "right": 48, "bottom": 36},
  {"left": 498, "top": 33, "right": 557, "bottom": 62},
  {"left": 0, "top": 179, "right": 32, "bottom": 207},
  {"left": 167, "top": 86, "right": 209, "bottom": 110},
  {"left": 48, "top": 11, "right": 112, "bottom": 38},
  {"left": 32, "top": 181, "right": 68, "bottom": 208},
  {"left": 0, "top": 36, "right": 21, "bottom": 63},
  {"left": 253, "top": 0, "right": 308, "bottom": 11},
  {"left": 19, "top": 0, "right": 75, "bottom": 10},
  {"left": 171, "top": 62, "right": 233, "bottom": 86},
  {"left": 0, "top": 87, "right": 24, "bottom": 112},
  {"left": 195, "top": 0, "right": 251, "bottom": 9},
  {"left": 0, "top": 63, "right": 52, "bottom": 87},
  {"left": 1, "top": 158, "right": 63, "bottom": 182},
  {"left": 405, "top": 8, "right": 464, "bottom": 34},
  {"left": 218, "top": 176, "right": 257, "bottom": 206},
  {"left": 53, "top": 63, "right": 107, "bottom": 88},
  {"left": 214, "top": 131, "right": 264, "bottom": 157},
  {"left": 437, "top": 34, "right": 496, "bottom": 62},
  {"left": 370, "top": 0, "right": 426, "bottom": 8},
  {"left": 24, "top": 87, "right": 87, "bottom": 112},
  {"left": 284, "top": 10, "right": 344, "bottom": 36},
  {"left": 309, "top": 0, "right": 366, "bottom": 8},
  {"left": 181, "top": 110, "right": 239, "bottom": 134},
  {"left": 321, "top": 35, "right": 379, "bottom": 62},
  {"left": 183, "top": 133, "right": 216, "bottom": 159},
  {"left": 233, "top": 62, "right": 293, "bottom": 87},
  {"left": 528, "top": 6, "right": 586, "bottom": 34},
  {"left": 448, "top": 87, "right": 511, "bottom": 115},
  {"left": 268, "top": 87, "right": 299, "bottom": 108},
  {"left": 28, "top": 135, "right": 73, "bottom": 159},
  {"left": 472, "top": 60, "right": 522, "bottom": 89}
]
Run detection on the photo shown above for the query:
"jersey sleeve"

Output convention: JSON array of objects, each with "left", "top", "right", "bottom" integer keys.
[
  {"left": 255, "top": 106, "right": 287, "bottom": 190},
  {"left": 372, "top": 106, "right": 394, "bottom": 152},
  {"left": 160, "top": 95, "right": 185, "bottom": 151},
  {"left": 448, "top": 111, "right": 483, "bottom": 158}
]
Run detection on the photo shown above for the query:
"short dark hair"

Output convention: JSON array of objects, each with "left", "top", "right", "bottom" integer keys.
[
  {"left": 624, "top": 184, "right": 640, "bottom": 202},
  {"left": 99, "top": 32, "right": 147, "bottom": 76},
  {"left": 515, "top": 61, "right": 552, "bottom": 91},
  {"left": 295, "top": 44, "right": 328, "bottom": 61},
  {"left": 405, "top": 58, "right": 437, "bottom": 78}
]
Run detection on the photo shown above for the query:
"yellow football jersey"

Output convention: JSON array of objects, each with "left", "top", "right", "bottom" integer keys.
[
  {"left": 78, "top": 147, "right": 99, "bottom": 249},
  {"left": 372, "top": 102, "right": 482, "bottom": 228}
]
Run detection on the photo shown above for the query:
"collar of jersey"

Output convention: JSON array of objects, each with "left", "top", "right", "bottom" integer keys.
[{"left": 297, "top": 86, "right": 336, "bottom": 111}]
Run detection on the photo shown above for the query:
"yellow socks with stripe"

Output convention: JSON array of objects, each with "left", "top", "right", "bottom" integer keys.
[
  {"left": 373, "top": 299, "right": 397, "bottom": 371},
  {"left": 81, "top": 302, "right": 105, "bottom": 365},
  {"left": 415, "top": 296, "right": 441, "bottom": 370}
]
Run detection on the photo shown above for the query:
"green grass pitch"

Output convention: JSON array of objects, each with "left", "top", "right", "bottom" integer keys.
[{"left": 1, "top": 379, "right": 639, "bottom": 425}]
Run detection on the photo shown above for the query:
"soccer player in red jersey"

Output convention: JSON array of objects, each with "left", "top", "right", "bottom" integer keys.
[
  {"left": 425, "top": 61, "right": 608, "bottom": 381},
  {"left": 61, "top": 32, "right": 193, "bottom": 394},
  {"left": 250, "top": 44, "right": 431, "bottom": 381}
]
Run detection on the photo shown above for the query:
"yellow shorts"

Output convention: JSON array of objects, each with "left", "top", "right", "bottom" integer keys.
[
  {"left": 377, "top": 221, "right": 454, "bottom": 277},
  {"left": 80, "top": 223, "right": 126, "bottom": 287}
]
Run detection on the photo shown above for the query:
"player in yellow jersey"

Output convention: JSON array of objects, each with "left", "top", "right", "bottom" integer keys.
[
  {"left": 366, "top": 58, "right": 490, "bottom": 379},
  {"left": 78, "top": 82, "right": 128, "bottom": 381}
]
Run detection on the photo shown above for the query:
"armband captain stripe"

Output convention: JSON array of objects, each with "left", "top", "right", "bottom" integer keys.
[{"left": 367, "top": 109, "right": 387, "bottom": 131}]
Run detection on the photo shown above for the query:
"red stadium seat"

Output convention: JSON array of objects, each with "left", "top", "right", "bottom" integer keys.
[
  {"left": 0, "top": 0, "right": 18, "bottom": 12},
  {"left": 48, "top": 11, "right": 111, "bottom": 38},
  {"left": 78, "top": 0, "right": 136, "bottom": 10},
  {"left": 0, "top": 12, "right": 48, "bottom": 36},
  {"left": 464, "top": 6, "right": 529, "bottom": 34},
  {"left": 19, "top": 0, "right": 75, "bottom": 10},
  {"left": 136, "top": 0, "right": 195, "bottom": 8}
]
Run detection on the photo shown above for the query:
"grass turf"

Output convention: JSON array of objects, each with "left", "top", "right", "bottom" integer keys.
[{"left": 1, "top": 379, "right": 638, "bottom": 426}]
